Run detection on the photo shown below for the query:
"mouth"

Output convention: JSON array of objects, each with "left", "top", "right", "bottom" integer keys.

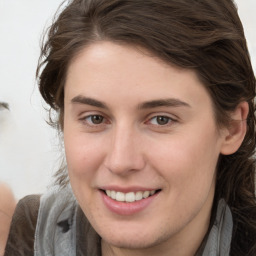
[{"left": 101, "top": 189, "right": 161, "bottom": 203}]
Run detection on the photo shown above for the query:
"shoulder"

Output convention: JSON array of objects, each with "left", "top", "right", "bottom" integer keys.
[
  {"left": 4, "top": 194, "right": 41, "bottom": 256},
  {"left": 34, "top": 186, "right": 78, "bottom": 255},
  {"left": 4, "top": 187, "right": 75, "bottom": 256},
  {"left": 13, "top": 194, "right": 41, "bottom": 225},
  {"left": 0, "top": 183, "right": 16, "bottom": 256},
  {"left": 0, "top": 183, "right": 16, "bottom": 214},
  {"left": 4, "top": 188, "right": 101, "bottom": 256}
]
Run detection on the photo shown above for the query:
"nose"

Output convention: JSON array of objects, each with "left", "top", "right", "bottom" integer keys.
[{"left": 104, "top": 125, "right": 146, "bottom": 176}]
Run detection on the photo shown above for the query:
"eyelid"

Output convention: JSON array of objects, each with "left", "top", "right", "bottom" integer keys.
[
  {"left": 145, "top": 112, "right": 177, "bottom": 121},
  {"left": 148, "top": 116, "right": 174, "bottom": 124},
  {"left": 85, "top": 115, "right": 104, "bottom": 124},
  {"left": 79, "top": 112, "right": 110, "bottom": 127},
  {"left": 144, "top": 112, "right": 179, "bottom": 128}
]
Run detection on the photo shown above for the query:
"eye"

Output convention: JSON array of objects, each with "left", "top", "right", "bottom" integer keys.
[
  {"left": 78, "top": 113, "right": 110, "bottom": 132},
  {"left": 83, "top": 115, "right": 105, "bottom": 125},
  {"left": 148, "top": 115, "right": 174, "bottom": 126}
]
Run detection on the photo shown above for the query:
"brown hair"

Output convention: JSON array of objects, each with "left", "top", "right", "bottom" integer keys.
[{"left": 37, "top": 0, "right": 256, "bottom": 254}]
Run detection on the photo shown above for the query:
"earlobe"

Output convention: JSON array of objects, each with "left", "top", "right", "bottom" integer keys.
[{"left": 220, "top": 101, "right": 249, "bottom": 155}]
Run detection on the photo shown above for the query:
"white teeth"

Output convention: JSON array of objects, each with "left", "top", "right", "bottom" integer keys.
[
  {"left": 110, "top": 190, "right": 116, "bottom": 200},
  {"left": 135, "top": 191, "right": 143, "bottom": 201},
  {"left": 125, "top": 192, "right": 135, "bottom": 202},
  {"left": 143, "top": 191, "right": 150, "bottom": 198},
  {"left": 116, "top": 192, "right": 125, "bottom": 202},
  {"left": 150, "top": 190, "right": 156, "bottom": 196},
  {"left": 105, "top": 190, "right": 157, "bottom": 203}
]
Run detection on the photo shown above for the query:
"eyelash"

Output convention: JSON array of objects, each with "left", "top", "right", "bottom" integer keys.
[
  {"left": 80, "top": 115, "right": 108, "bottom": 126},
  {"left": 80, "top": 114, "right": 176, "bottom": 128},
  {"left": 145, "top": 115, "right": 177, "bottom": 128}
]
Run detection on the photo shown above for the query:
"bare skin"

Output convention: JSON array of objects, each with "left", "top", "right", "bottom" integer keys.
[
  {"left": 0, "top": 183, "right": 16, "bottom": 255},
  {"left": 64, "top": 41, "right": 248, "bottom": 256}
]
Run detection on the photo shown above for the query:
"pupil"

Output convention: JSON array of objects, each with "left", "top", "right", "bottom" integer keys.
[
  {"left": 157, "top": 116, "right": 169, "bottom": 125},
  {"left": 92, "top": 115, "right": 103, "bottom": 124}
]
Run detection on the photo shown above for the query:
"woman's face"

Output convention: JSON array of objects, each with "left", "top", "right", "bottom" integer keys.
[{"left": 64, "top": 41, "right": 229, "bottom": 253}]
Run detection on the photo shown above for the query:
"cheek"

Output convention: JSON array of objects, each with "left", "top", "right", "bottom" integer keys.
[
  {"left": 64, "top": 133, "right": 103, "bottom": 209},
  {"left": 150, "top": 129, "right": 221, "bottom": 191},
  {"left": 64, "top": 131, "right": 103, "bottom": 179}
]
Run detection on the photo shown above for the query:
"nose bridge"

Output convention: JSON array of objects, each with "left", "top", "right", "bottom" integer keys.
[{"left": 105, "top": 122, "right": 144, "bottom": 175}]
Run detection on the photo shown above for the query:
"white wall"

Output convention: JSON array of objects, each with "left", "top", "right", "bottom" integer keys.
[
  {"left": 236, "top": 0, "right": 256, "bottom": 70},
  {"left": 0, "top": 0, "right": 255, "bottom": 200},
  {"left": 0, "top": 0, "right": 64, "bottom": 199}
]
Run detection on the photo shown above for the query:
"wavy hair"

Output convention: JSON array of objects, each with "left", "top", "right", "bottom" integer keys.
[{"left": 37, "top": 0, "right": 256, "bottom": 254}]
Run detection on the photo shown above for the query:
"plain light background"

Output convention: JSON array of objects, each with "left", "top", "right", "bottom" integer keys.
[{"left": 0, "top": 0, "right": 256, "bottom": 200}]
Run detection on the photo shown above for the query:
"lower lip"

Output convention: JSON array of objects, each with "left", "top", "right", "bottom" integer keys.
[{"left": 100, "top": 190, "right": 159, "bottom": 216}]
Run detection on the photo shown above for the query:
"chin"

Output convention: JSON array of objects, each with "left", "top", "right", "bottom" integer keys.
[
  {"left": 104, "top": 236, "right": 157, "bottom": 250},
  {"left": 100, "top": 225, "right": 170, "bottom": 250}
]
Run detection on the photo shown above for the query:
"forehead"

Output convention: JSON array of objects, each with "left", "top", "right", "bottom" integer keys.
[{"left": 65, "top": 41, "right": 213, "bottom": 111}]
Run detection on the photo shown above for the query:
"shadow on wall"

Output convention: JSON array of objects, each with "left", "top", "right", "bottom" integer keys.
[
  {"left": 0, "top": 102, "right": 9, "bottom": 111},
  {"left": 0, "top": 102, "right": 11, "bottom": 134}
]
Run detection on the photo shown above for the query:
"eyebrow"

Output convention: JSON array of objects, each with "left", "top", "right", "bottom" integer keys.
[
  {"left": 71, "top": 95, "right": 190, "bottom": 109},
  {"left": 138, "top": 98, "right": 191, "bottom": 109},
  {"left": 71, "top": 95, "right": 108, "bottom": 109}
]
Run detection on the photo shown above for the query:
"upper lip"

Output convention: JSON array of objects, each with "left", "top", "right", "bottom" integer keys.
[{"left": 99, "top": 186, "right": 160, "bottom": 193}]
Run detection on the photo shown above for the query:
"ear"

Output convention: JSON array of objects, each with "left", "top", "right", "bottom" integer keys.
[{"left": 220, "top": 101, "right": 249, "bottom": 155}]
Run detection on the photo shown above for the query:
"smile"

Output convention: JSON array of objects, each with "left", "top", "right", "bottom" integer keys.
[{"left": 105, "top": 190, "right": 158, "bottom": 203}]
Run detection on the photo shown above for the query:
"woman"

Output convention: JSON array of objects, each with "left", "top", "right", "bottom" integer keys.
[{"left": 4, "top": 0, "right": 256, "bottom": 255}]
